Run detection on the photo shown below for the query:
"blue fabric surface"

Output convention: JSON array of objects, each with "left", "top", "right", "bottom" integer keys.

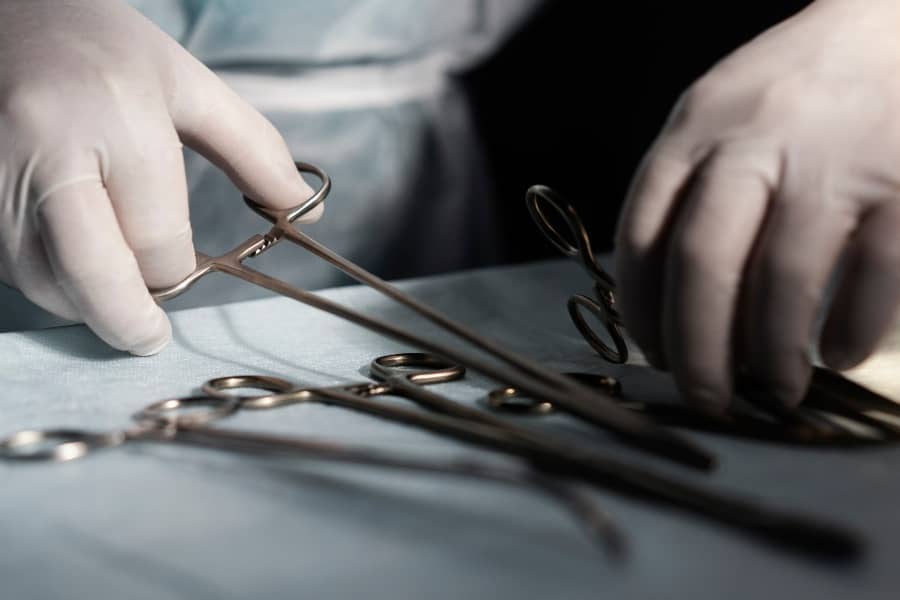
[
  {"left": 1, "top": 260, "right": 899, "bottom": 599},
  {"left": 126, "top": 0, "right": 539, "bottom": 68}
]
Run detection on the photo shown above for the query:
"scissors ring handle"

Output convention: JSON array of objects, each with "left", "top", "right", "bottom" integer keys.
[
  {"left": 203, "top": 375, "right": 302, "bottom": 410},
  {"left": 243, "top": 162, "right": 332, "bottom": 225},
  {"left": 0, "top": 428, "right": 125, "bottom": 462},
  {"left": 568, "top": 294, "right": 629, "bottom": 364},
  {"left": 134, "top": 395, "right": 240, "bottom": 428},
  {"left": 484, "top": 373, "right": 622, "bottom": 416},
  {"left": 526, "top": 185, "right": 615, "bottom": 291},
  {"left": 369, "top": 353, "right": 465, "bottom": 385}
]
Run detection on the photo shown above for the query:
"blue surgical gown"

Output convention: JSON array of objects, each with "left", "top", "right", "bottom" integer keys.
[{"left": 0, "top": 0, "right": 542, "bottom": 331}]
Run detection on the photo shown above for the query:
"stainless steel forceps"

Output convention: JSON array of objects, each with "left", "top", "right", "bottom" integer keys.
[
  {"left": 526, "top": 185, "right": 628, "bottom": 364},
  {"left": 524, "top": 185, "right": 900, "bottom": 446},
  {"left": 0, "top": 351, "right": 864, "bottom": 560},
  {"left": 147, "top": 162, "right": 713, "bottom": 470},
  {"left": 202, "top": 352, "right": 695, "bottom": 484},
  {"left": 201, "top": 353, "right": 863, "bottom": 560},
  {"left": 486, "top": 366, "right": 900, "bottom": 446},
  {"left": 0, "top": 394, "right": 621, "bottom": 553}
]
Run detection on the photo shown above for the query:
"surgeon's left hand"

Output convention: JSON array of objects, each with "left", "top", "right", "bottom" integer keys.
[{"left": 615, "top": 0, "right": 900, "bottom": 412}]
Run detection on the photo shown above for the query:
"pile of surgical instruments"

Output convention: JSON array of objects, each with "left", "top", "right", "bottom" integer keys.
[
  {"left": 3, "top": 163, "right": 894, "bottom": 561},
  {"left": 522, "top": 184, "right": 900, "bottom": 447}
]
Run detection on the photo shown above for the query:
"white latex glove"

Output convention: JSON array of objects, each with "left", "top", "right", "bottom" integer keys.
[
  {"left": 615, "top": 0, "right": 900, "bottom": 411},
  {"left": 0, "top": 0, "right": 320, "bottom": 355}
]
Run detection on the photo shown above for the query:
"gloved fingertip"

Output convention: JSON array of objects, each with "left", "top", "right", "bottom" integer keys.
[
  {"left": 260, "top": 161, "right": 316, "bottom": 210},
  {"left": 128, "top": 308, "right": 172, "bottom": 357},
  {"left": 296, "top": 171, "right": 315, "bottom": 198},
  {"left": 820, "top": 345, "right": 863, "bottom": 372},
  {"left": 295, "top": 198, "right": 325, "bottom": 224}
]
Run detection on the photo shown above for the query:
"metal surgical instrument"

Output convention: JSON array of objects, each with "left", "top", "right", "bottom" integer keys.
[
  {"left": 148, "top": 162, "right": 713, "bottom": 470},
  {"left": 523, "top": 185, "right": 900, "bottom": 446},
  {"left": 526, "top": 185, "right": 628, "bottom": 364},
  {"left": 202, "top": 353, "right": 649, "bottom": 478},
  {"left": 0, "top": 351, "right": 863, "bottom": 560},
  {"left": 0, "top": 395, "right": 623, "bottom": 554},
  {"left": 486, "top": 368, "right": 900, "bottom": 445},
  {"left": 197, "top": 352, "right": 864, "bottom": 559}
]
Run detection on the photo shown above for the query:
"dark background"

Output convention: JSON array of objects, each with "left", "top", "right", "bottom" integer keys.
[{"left": 462, "top": 1, "right": 813, "bottom": 263}]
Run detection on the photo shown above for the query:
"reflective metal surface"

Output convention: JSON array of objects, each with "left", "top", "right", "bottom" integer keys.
[
  {"left": 149, "top": 163, "right": 712, "bottom": 470},
  {"left": 526, "top": 185, "right": 627, "bottom": 364},
  {"left": 0, "top": 166, "right": 882, "bottom": 562},
  {"left": 527, "top": 185, "right": 900, "bottom": 447},
  {"left": 0, "top": 352, "right": 864, "bottom": 560}
]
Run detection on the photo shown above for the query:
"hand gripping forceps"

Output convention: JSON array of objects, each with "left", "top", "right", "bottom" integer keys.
[{"left": 148, "top": 162, "right": 713, "bottom": 470}]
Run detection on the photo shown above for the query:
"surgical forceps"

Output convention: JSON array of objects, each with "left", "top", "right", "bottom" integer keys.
[
  {"left": 147, "top": 162, "right": 713, "bottom": 470},
  {"left": 487, "top": 367, "right": 900, "bottom": 445},
  {"left": 0, "top": 395, "right": 623, "bottom": 554},
  {"left": 0, "top": 351, "right": 863, "bottom": 559},
  {"left": 199, "top": 353, "right": 862, "bottom": 559},
  {"left": 202, "top": 353, "right": 642, "bottom": 476},
  {"left": 526, "top": 185, "right": 628, "bottom": 364}
]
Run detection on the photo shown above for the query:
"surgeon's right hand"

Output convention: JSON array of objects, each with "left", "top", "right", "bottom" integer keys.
[{"left": 0, "top": 0, "right": 319, "bottom": 355}]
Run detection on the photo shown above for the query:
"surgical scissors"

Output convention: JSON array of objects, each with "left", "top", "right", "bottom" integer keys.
[
  {"left": 0, "top": 395, "right": 623, "bottom": 554},
  {"left": 147, "top": 162, "right": 713, "bottom": 470}
]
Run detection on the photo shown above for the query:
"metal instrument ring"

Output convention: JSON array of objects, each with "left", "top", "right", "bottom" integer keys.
[
  {"left": 134, "top": 395, "right": 240, "bottom": 428},
  {"left": 568, "top": 294, "right": 629, "bottom": 364},
  {"left": 203, "top": 375, "right": 301, "bottom": 410},
  {"left": 243, "top": 162, "right": 332, "bottom": 225},
  {"left": 484, "top": 373, "right": 622, "bottom": 416},
  {"left": 369, "top": 353, "right": 465, "bottom": 385},
  {"left": 526, "top": 185, "right": 615, "bottom": 291},
  {"left": 0, "top": 429, "right": 125, "bottom": 462}
]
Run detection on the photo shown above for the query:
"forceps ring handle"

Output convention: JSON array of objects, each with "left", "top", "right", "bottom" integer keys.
[
  {"left": 369, "top": 353, "right": 465, "bottom": 385},
  {"left": 568, "top": 294, "right": 629, "bottom": 365},
  {"left": 526, "top": 185, "right": 615, "bottom": 292},
  {"left": 150, "top": 162, "right": 332, "bottom": 304},
  {"left": 202, "top": 374, "right": 307, "bottom": 410},
  {"left": 485, "top": 372, "right": 623, "bottom": 416},
  {"left": 134, "top": 395, "right": 241, "bottom": 428},
  {"left": 243, "top": 161, "right": 332, "bottom": 226},
  {"left": 0, "top": 429, "right": 125, "bottom": 462}
]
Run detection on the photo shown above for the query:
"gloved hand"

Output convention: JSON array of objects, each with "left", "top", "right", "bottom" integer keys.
[
  {"left": 0, "top": 0, "right": 320, "bottom": 355},
  {"left": 615, "top": 0, "right": 900, "bottom": 411}
]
